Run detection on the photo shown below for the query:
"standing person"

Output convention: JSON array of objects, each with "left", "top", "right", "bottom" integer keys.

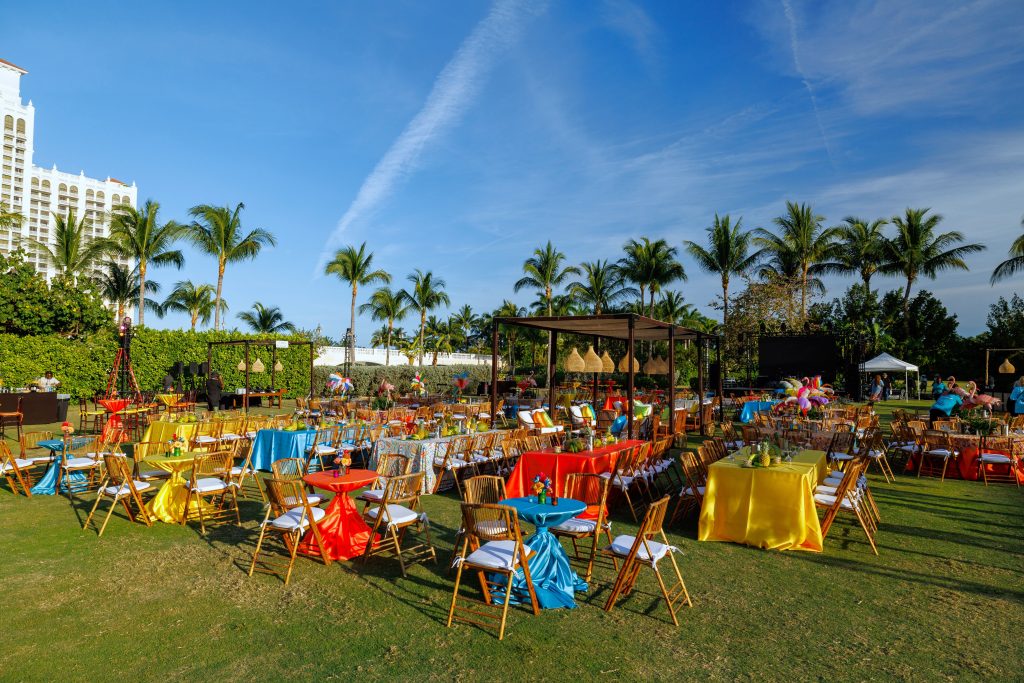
[
  {"left": 929, "top": 390, "right": 963, "bottom": 426},
  {"left": 206, "top": 371, "right": 223, "bottom": 411},
  {"left": 869, "top": 375, "right": 883, "bottom": 401},
  {"left": 881, "top": 373, "right": 890, "bottom": 401},
  {"left": 1009, "top": 376, "right": 1024, "bottom": 417},
  {"left": 36, "top": 371, "right": 60, "bottom": 391},
  {"left": 931, "top": 375, "right": 946, "bottom": 399}
]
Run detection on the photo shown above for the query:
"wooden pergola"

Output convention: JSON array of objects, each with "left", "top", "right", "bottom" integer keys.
[
  {"left": 207, "top": 339, "right": 315, "bottom": 412},
  {"left": 490, "top": 314, "right": 721, "bottom": 439}
]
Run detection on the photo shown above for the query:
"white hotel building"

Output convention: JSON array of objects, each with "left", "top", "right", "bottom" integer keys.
[{"left": 0, "top": 57, "right": 136, "bottom": 279}]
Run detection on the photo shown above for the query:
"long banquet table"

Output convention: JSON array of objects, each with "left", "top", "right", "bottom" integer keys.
[
  {"left": 505, "top": 439, "right": 643, "bottom": 497},
  {"left": 370, "top": 430, "right": 507, "bottom": 493},
  {"left": 698, "top": 449, "right": 827, "bottom": 551}
]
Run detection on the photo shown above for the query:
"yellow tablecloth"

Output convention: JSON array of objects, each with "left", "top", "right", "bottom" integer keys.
[
  {"left": 155, "top": 393, "right": 182, "bottom": 407},
  {"left": 142, "top": 451, "right": 210, "bottom": 523},
  {"left": 136, "top": 421, "right": 200, "bottom": 458},
  {"left": 698, "top": 449, "right": 827, "bottom": 551}
]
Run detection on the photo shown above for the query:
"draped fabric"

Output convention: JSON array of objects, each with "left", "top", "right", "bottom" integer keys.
[
  {"left": 249, "top": 429, "right": 320, "bottom": 471},
  {"left": 505, "top": 440, "right": 642, "bottom": 497},
  {"left": 299, "top": 470, "right": 378, "bottom": 560},
  {"left": 29, "top": 438, "right": 91, "bottom": 495}
]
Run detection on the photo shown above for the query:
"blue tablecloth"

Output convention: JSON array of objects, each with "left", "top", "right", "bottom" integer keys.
[
  {"left": 249, "top": 429, "right": 322, "bottom": 471},
  {"left": 492, "top": 496, "right": 588, "bottom": 610},
  {"left": 30, "top": 437, "right": 91, "bottom": 495},
  {"left": 739, "top": 400, "right": 779, "bottom": 423}
]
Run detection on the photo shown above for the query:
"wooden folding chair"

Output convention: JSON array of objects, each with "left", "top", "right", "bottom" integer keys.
[
  {"left": 357, "top": 452, "right": 413, "bottom": 511},
  {"left": 447, "top": 475, "right": 509, "bottom": 572},
  {"left": 248, "top": 477, "right": 331, "bottom": 585},
  {"left": 447, "top": 502, "right": 539, "bottom": 640},
  {"left": 602, "top": 495, "right": 691, "bottom": 626},
  {"left": 551, "top": 472, "right": 615, "bottom": 583},
  {"left": 61, "top": 437, "right": 104, "bottom": 499},
  {"left": 271, "top": 457, "right": 323, "bottom": 507},
  {"left": 860, "top": 431, "right": 894, "bottom": 483},
  {"left": 360, "top": 471, "right": 436, "bottom": 577},
  {"left": 670, "top": 451, "right": 706, "bottom": 525},
  {"left": 917, "top": 430, "right": 957, "bottom": 482},
  {"left": 181, "top": 450, "right": 240, "bottom": 533},
  {"left": 82, "top": 454, "right": 153, "bottom": 536},
  {"left": 1, "top": 440, "right": 37, "bottom": 496},
  {"left": 602, "top": 443, "right": 652, "bottom": 522},
  {"left": 19, "top": 431, "right": 55, "bottom": 465},
  {"left": 814, "top": 458, "right": 877, "bottom": 554},
  {"left": 978, "top": 440, "right": 1020, "bottom": 488}
]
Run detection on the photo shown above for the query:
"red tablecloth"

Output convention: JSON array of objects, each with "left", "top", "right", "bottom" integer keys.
[
  {"left": 98, "top": 398, "right": 129, "bottom": 441},
  {"left": 506, "top": 440, "right": 644, "bottom": 497},
  {"left": 299, "top": 469, "right": 378, "bottom": 560}
]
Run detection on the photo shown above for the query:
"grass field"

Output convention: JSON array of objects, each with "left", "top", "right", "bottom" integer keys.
[{"left": 2, "top": 400, "right": 1022, "bottom": 682}]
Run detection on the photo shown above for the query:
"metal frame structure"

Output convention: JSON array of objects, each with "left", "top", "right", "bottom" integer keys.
[
  {"left": 207, "top": 339, "right": 315, "bottom": 412},
  {"left": 490, "top": 314, "right": 720, "bottom": 439}
]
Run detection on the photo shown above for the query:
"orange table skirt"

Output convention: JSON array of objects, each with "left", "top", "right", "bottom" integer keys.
[
  {"left": 506, "top": 440, "right": 644, "bottom": 497},
  {"left": 905, "top": 446, "right": 1024, "bottom": 483}
]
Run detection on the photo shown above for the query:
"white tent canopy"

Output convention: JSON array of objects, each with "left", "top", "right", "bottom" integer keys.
[{"left": 859, "top": 352, "right": 920, "bottom": 400}]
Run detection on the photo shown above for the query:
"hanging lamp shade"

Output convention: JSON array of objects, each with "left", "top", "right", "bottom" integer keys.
[
  {"left": 251, "top": 357, "right": 266, "bottom": 373},
  {"left": 643, "top": 355, "right": 659, "bottom": 375},
  {"left": 618, "top": 355, "right": 640, "bottom": 373},
  {"left": 274, "top": 359, "right": 284, "bottom": 372},
  {"left": 999, "top": 358, "right": 1015, "bottom": 374},
  {"left": 658, "top": 355, "right": 670, "bottom": 374},
  {"left": 583, "top": 345, "right": 603, "bottom": 373},
  {"left": 601, "top": 351, "right": 614, "bottom": 373},
  {"left": 565, "top": 347, "right": 586, "bottom": 372},
  {"left": 237, "top": 360, "right": 246, "bottom": 372}
]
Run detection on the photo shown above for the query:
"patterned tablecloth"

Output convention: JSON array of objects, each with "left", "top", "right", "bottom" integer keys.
[{"left": 370, "top": 430, "right": 507, "bottom": 493}]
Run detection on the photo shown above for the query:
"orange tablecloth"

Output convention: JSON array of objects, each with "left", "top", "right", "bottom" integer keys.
[
  {"left": 505, "top": 440, "right": 644, "bottom": 497},
  {"left": 905, "top": 435, "right": 1024, "bottom": 483},
  {"left": 299, "top": 469, "right": 378, "bottom": 560},
  {"left": 98, "top": 398, "right": 130, "bottom": 441}
]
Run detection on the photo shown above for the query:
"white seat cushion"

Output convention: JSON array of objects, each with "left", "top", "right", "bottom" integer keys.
[
  {"left": 103, "top": 481, "right": 151, "bottom": 497},
  {"left": 463, "top": 539, "right": 530, "bottom": 570},
  {"left": 85, "top": 452, "right": 112, "bottom": 459},
  {"left": 269, "top": 506, "right": 327, "bottom": 531},
  {"left": 359, "top": 488, "right": 384, "bottom": 501},
  {"left": 2, "top": 459, "right": 35, "bottom": 472},
  {"left": 283, "top": 494, "right": 322, "bottom": 507},
  {"left": 186, "top": 477, "right": 228, "bottom": 494},
  {"left": 194, "top": 435, "right": 218, "bottom": 443},
  {"left": 220, "top": 433, "right": 242, "bottom": 441},
  {"left": 310, "top": 444, "right": 337, "bottom": 455},
  {"left": 979, "top": 453, "right": 1012, "bottom": 465},
  {"left": 138, "top": 469, "right": 170, "bottom": 480},
  {"left": 25, "top": 454, "right": 55, "bottom": 463},
  {"left": 926, "top": 448, "right": 955, "bottom": 458},
  {"left": 538, "top": 426, "right": 564, "bottom": 434},
  {"left": 831, "top": 453, "right": 854, "bottom": 461},
  {"left": 366, "top": 504, "right": 419, "bottom": 526},
  {"left": 865, "top": 449, "right": 884, "bottom": 459},
  {"left": 229, "top": 465, "right": 254, "bottom": 476},
  {"left": 680, "top": 485, "right": 706, "bottom": 497},
  {"left": 552, "top": 517, "right": 597, "bottom": 533},
  {"left": 814, "top": 492, "right": 855, "bottom": 509},
  {"left": 606, "top": 534, "right": 670, "bottom": 562},
  {"left": 823, "top": 476, "right": 843, "bottom": 487},
  {"left": 64, "top": 457, "right": 99, "bottom": 469}
]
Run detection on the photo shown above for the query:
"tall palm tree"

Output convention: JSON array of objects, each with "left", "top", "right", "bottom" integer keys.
[
  {"left": 400, "top": 269, "right": 450, "bottom": 366},
  {"left": 568, "top": 259, "right": 635, "bottom": 314},
  {"left": 513, "top": 241, "right": 580, "bottom": 316},
  {"left": 162, "top": 280, "right": 225, "bottom": 331},
  {"left": 0, "top": 201, "right": 22, "bottom": 230},
  {"left": 683, "top": 214, "right": 759, "bottom": 334},
  {"left": 495, "top": 300, "right": 525, "bottom": 373},
  {"left": 757, "top": 247, "right": 828, "bottom": 296},
  {"left": 95, "top": 262, "right": 162, "bottom": 322},
  {"left": 991, "top": 217, "right": 1024, "bottom": 284},
  {"left": 832, "top": 216, "right": 889, "bottom": 291},
  {"left": 107, "top": 199, "right": 185, "bottom": 326},
  {"left": 618, "top": 237, "right": 686, "bottom": 316},
  {"left": 188, "top": 202, "right": 276, "bottom": 330},
  {"left": 325, "top": 242, "right": 391, "bottom": 361},
  {"left": 754, "top": 201, "right": 838, "bottom": 320},
  {"left": 237, "top": 302, "right": 296, "bottom": 334},
  {"left": 27, "top": 209, "right": 111, "bottom": 279},
  {"left": 450, "top": 304, "right": 478, "bottom": 351},
  {"left": 358, "top": 286, "right": 407, "bottom": 367},
  {"left": 425, "top": 315, "right": 454, "bottom": 365},
  {"left": 369, "top": 325, "right": 391, "bottom": 349},
  {"left": 882, "top": 208, "right": 985, "bottom": 335}
]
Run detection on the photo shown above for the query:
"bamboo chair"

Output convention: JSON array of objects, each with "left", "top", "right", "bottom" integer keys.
[
  {"left": 860, "top": 431, "right": 895, "bottom": 483},
  {"left": 447, "top": 502, "right": 539, "bottom": 640},
  {"left": 82, "top": 454, "right": 153, "bottom": 536},
  {"left": 131, "top": 441, "right": 174, "bottom": 484},
  {"left": 978, "top": 442, "right": 1020, "bottom": 487},
  {"left": 1, "top": 440, "right": 38, "bottom": 496},
  {"left": 360, "top": 471, "right": 436, "bottom": 577},
  {"left": 446, "top": 475, "right": 509, "bottom": 572},
  {"left": 551, "top": 473, "right": 615, "bottom": 583},
  {"left": 814, "top": 458, "right": 877, "bottom": 555},
  {"left": 721, "top": 422, "right": 743, "bottom": 451},
  {"left": 670, "top": 451, "right": 706, "bottom": 525},
  {"left": 602, "top": 495, "right": 691, "bottom": 626},
  {"left": 229, "top": 439, "right": 265, "bottom": 502},
  {"left": 181, "top": 451, "right": 240, "bottom": 533},
  {"left": 61, "top": 437, "right": 104, "bottom": 499},
  {"left": 20, "top": 431, "right": 55, "bottom": 465},
  {"left": 191, "top": 420, "right": 222, "bottom": 451},
  {"left": 826, "top": 431, "right": 856, "bottom": 471},
  {"left": 601, "top": 444, "right": 651, "bottom": 522},
  {"left": 304, "top": 426, "right": 337, "bottom": 473},
  {"left": 917, "top": 430, "right": 958, "bottom": 482},
  {"left": 271, "top": 458, "right": 323, "bottom": 507},
  {"left": 431, "top": 436, "right": 474, "bottom": 496},
  {"left": 357, "top": 453, "right": 413, "bottom": 511},
  {"left": 649, "top": 435, "right": 682, "bottom": 495},
  {"left": 248, "top": 477, "right": 331, "bottom": 585}
]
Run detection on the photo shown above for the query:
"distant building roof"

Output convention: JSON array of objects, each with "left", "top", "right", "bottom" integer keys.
[
  {"left": 108, "top": 177, "right": 128, "bottom": 186},
  {"left": 0, "top": 58, "right": 27, "bottom": 74}
]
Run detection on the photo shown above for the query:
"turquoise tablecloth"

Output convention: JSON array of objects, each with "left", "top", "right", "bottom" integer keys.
[
  {"left": 249, "top": 429, "right": 322, "bottom": 471},
  {"left": 739, "top": 400, "right": 779, "bottom": 423},
  {"left": 492, "top": 496, "right": 588, "bottom": 610},
  {"left": 30, "top": 437, "right": 91, "bottom": 495}
]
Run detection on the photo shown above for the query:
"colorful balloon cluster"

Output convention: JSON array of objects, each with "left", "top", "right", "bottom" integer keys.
[
  {"left": 777, "top": 376, "right": 833, "bottom": 414},
  {"left": 327, "top": 373, "right": 354, "bottom": 396}
]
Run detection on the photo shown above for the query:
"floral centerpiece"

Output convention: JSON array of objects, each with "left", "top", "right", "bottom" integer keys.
[
  {"left": 168, "top": 433, "right": 188, "bottom": 456},
  {"left": 332, "top": 452, "right": 352, "bottom": 475},
  {"left": 532, "top": 472, "right": 553, "bottom": 504}
]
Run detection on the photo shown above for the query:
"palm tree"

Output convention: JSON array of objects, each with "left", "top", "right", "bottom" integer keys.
[
  {"left": 27, "top": 209, "right": 111, "bottom": 279},
  {"left": 0, "top": 201, "right": 22, "bottom": 230},
  {"left": 400, "top": 269, "right": 450, "bottom": 366},
  {"left": 450, "top": 304, "right": 478, "bottom": 351},
  {"left": 832, "top": 216, "right": 889, "bottom": 291},
  {"left": 187, "top": 202, "right": 276, "bottom": 330},
  {"left": 96, "top": 262, "right": 162, "bottom": 322},
  {"left": 162, "top": 280, "right": 224, "bottom": 331},
  {"left": 683, "top": 214, "right": 759, "bottom": 334},
  {"left": 369, "top": 325, "right": 391, "bottom": 349},
  {"left": 425, "top": 315, "right": 454, "bottom": 365},
  {"left": 757, "top": 247, "right": 828, "bottom": 296},
  {"left": 882, "top": 208, "right": 985, "bottom": 335},
  {"left": 513, "top": 241, "right": 580, "bottom": 316},
  {"left": 107, "top": 199, "right": 185, "bottom": 327},
  {"left": 237, "top": 302, "right": 296, "bottom": 334},
  {"left": 568, "top": 259, "right": 635, "bottom": 314},
  {"left": 325, "top": 242, "right": 391, "bottom": 361},
  {"left": 495, "top": 300, "right": 525, "bottom": 373},
  {"left": 358, "top": 286, "right": 407, "bottom": 366},
  {"left": 754, "top": 202, "right": 838, "bottom": 320},
  {"left": 618, "top": 237, "right": 686, "bottom": 316},
  {"left": 991, "top": 217, "right": 1024, "bottom": 284}
]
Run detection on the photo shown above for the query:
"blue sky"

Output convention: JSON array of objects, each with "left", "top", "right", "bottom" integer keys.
[{"left": 4, "top": 0, "right": 1023, "bottom": 338}]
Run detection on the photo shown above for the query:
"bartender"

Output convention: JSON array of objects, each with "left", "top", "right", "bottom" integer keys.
[
  {"left": 206, "top": 371, "right": 223, "bottom": 411},
  {"left": 37, "top": 371, "right": 61, "bottom": 392}
]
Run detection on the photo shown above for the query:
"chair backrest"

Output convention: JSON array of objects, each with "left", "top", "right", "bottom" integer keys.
[
  {"left": 20, "top": 431, "right": 53, "bottom": 455},
  {"left": 192, "top": 450, "right": 232, "bottom": 479},
  {"left": 381, "top": 471, "right": 426, "bottom": 509},
  {"left": 271, "top": 457, "right": 306, "bottom": 479},
  {"left": 265, "top": 477, "right": 313, "bottom": 519},
  {"left": 459, "top": 502, "right": 523, "bottom": 546},
  {"left": 462, "top": 475, "right": 507, "bottom": 504},
  {"left": 0, "top": 441, "right": 22, "bottom": 470},
  {"left": 922, "top": 429, "right": 951, "bottom": 452},
  {"left": 564, "top": 472, "right": 611, "bottom": 524},
  {"left": 622, "top": 496, "right": 671, "bottom": 560},
  {"left": 102, "top": 453, "right": 133, "bottom": 487},
  {"left": 827, "top": 430, "right": 856, "bottom": 457}
]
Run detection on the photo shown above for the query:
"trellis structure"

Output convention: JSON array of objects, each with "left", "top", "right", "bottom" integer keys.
[{"left": 207, "top": 339, "right": 315, "bottom": 412}]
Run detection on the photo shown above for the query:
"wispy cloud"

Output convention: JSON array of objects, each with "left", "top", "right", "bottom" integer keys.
[
  {"left": 316, "top": 0, "right": 544, "bottom": 272},
  {"left": 600, "top": 0, "right": 659, "bottom": 67},
  {"left": 779, "top": 0, "right": 834, "bottom": 166}
]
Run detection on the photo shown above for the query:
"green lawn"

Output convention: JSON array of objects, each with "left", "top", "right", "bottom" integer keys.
[{"left": 2, "top": 400, "right": 1022, "bottom": 682}]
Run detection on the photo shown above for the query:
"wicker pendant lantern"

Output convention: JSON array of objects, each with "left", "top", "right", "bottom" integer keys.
[
  {"left": 274, "top": 359, "right": 284, "bottom": 372},
  {"left": 618, "top": 354, "right": 640, "bottom": 373},
  {"left": 643, "top": 355, "right": 659, "bottom": 375},
  {"left": 601, "top": 351, "right": 614, "bottom": 373},
  {"left": 251, "top": 357, "right": 266, "bottom": 373},
  {"left": 237, "top": 360, "right": 246, "bottom": 372},
  {"left": 583, "top": 345, "right": 603, "bottom": 373},
  {"left": 999, "top": 358, "right": 1016, "bottom": 374},
  {"left": 565, "top": 347, "right": 586, "bottom": 372}
]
